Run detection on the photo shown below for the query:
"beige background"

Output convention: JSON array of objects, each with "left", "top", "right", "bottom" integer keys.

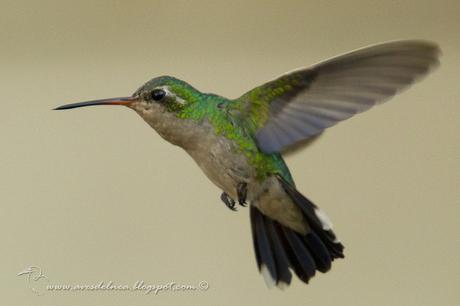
[{"left": 1, "top": 1, "right": 459, "bottom": 305}]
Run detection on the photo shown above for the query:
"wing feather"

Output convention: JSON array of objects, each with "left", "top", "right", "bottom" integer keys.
[{"left": 237, "top": 40, "right": 440, "bottom": 153}]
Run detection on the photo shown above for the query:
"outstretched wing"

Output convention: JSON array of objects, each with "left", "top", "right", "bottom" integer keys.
[{"left": 236, "top": 40, "right": 440, "bottom": 153}]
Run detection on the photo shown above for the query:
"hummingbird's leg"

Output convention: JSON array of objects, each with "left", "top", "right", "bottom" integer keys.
[
  {"left": 237, "top": 182, "right": 248, "bottom": 207},
  {"left": 220, "top": 192, "right": 237, "bottom": 211}
]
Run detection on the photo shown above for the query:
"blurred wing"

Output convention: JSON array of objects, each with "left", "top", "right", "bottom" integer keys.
[{"left": 238, "top": 40, "right": 440, "bottom": 153}]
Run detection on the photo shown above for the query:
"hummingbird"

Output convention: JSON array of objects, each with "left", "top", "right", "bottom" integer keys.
[{"left": 55, "top": 40, "right": 440, "bottom": 288}]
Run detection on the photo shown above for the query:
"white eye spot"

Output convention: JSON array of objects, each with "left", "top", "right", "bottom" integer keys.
[
  {"left": 157, "top": 86, "right": 186, "bottom": 105},
  {"left": 175, "top": 95, "right": 186, "bottom": 105}
]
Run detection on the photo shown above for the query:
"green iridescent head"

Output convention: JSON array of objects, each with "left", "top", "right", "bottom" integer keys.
[{"left": 132, "top": 76, "right": 203, "bottom": 113}]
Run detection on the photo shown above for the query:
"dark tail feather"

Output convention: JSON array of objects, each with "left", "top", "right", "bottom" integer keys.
[
  {"left": 250, "top": 208, "right": 278, "bottom": 285},
  {"left": 277, "top": 176, "right": 345, "bottom": 260},
  {"left": 250, "top": 177, "right": 344, "bottom": 288}
]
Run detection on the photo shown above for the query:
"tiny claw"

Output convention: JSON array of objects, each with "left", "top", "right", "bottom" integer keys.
[
  {"left": 237, "top": 183, "right": 248, "bottom": 207},
  {"left": 220, "top": 192, "right": 237, "bottom": 211}
]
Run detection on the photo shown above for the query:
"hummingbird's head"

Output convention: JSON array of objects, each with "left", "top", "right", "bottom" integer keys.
[
  {"left": 54, "top": 76, "right": 204, "bottom": 146},
  {"left": 129, "top": 76, "right": 201, "bottom": 117},
  {"left": 54, "top": 76, "right": 200, "bottom": 116}
]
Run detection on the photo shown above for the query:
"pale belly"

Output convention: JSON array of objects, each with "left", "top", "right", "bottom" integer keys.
[
  {"left": 186, "top": 130, "right": 258, "bottom": 201},
  {"left": 185, "top": 128, "right": 307, "bottom": 233}
]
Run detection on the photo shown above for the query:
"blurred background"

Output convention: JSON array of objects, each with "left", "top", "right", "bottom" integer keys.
[{"left": 1, "top": 1, "right": 459, "bottom": 305}]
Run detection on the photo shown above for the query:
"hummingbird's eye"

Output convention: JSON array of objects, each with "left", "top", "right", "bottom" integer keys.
[{"left": 151, "top": 89, "right": 166, "bottom": 101}]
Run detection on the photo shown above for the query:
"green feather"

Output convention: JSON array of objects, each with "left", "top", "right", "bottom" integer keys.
[{"left": 136, "top": 76, "right": 294, "bottom": 183}]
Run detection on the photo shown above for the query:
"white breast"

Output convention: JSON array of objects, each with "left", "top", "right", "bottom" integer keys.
[{"left": 185, "top": 120, "right": 256, "bottom": 200}]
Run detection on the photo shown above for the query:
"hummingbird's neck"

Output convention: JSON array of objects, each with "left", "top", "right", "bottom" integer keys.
[{"left": 135, "top": 106, "right": 206, "bottom": 150}]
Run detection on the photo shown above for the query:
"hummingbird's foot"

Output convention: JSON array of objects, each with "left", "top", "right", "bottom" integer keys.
[
  {"left": 237, "top": 182, "right": 248, "bottom": 207},
  {"left": 220, "top": 192, "right": 237, "bottom": 211}
]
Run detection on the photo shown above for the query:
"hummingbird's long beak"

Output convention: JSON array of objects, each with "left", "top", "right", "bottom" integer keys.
[{"left": 54, "top": 96, "right": 138, "bottom": 110}]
